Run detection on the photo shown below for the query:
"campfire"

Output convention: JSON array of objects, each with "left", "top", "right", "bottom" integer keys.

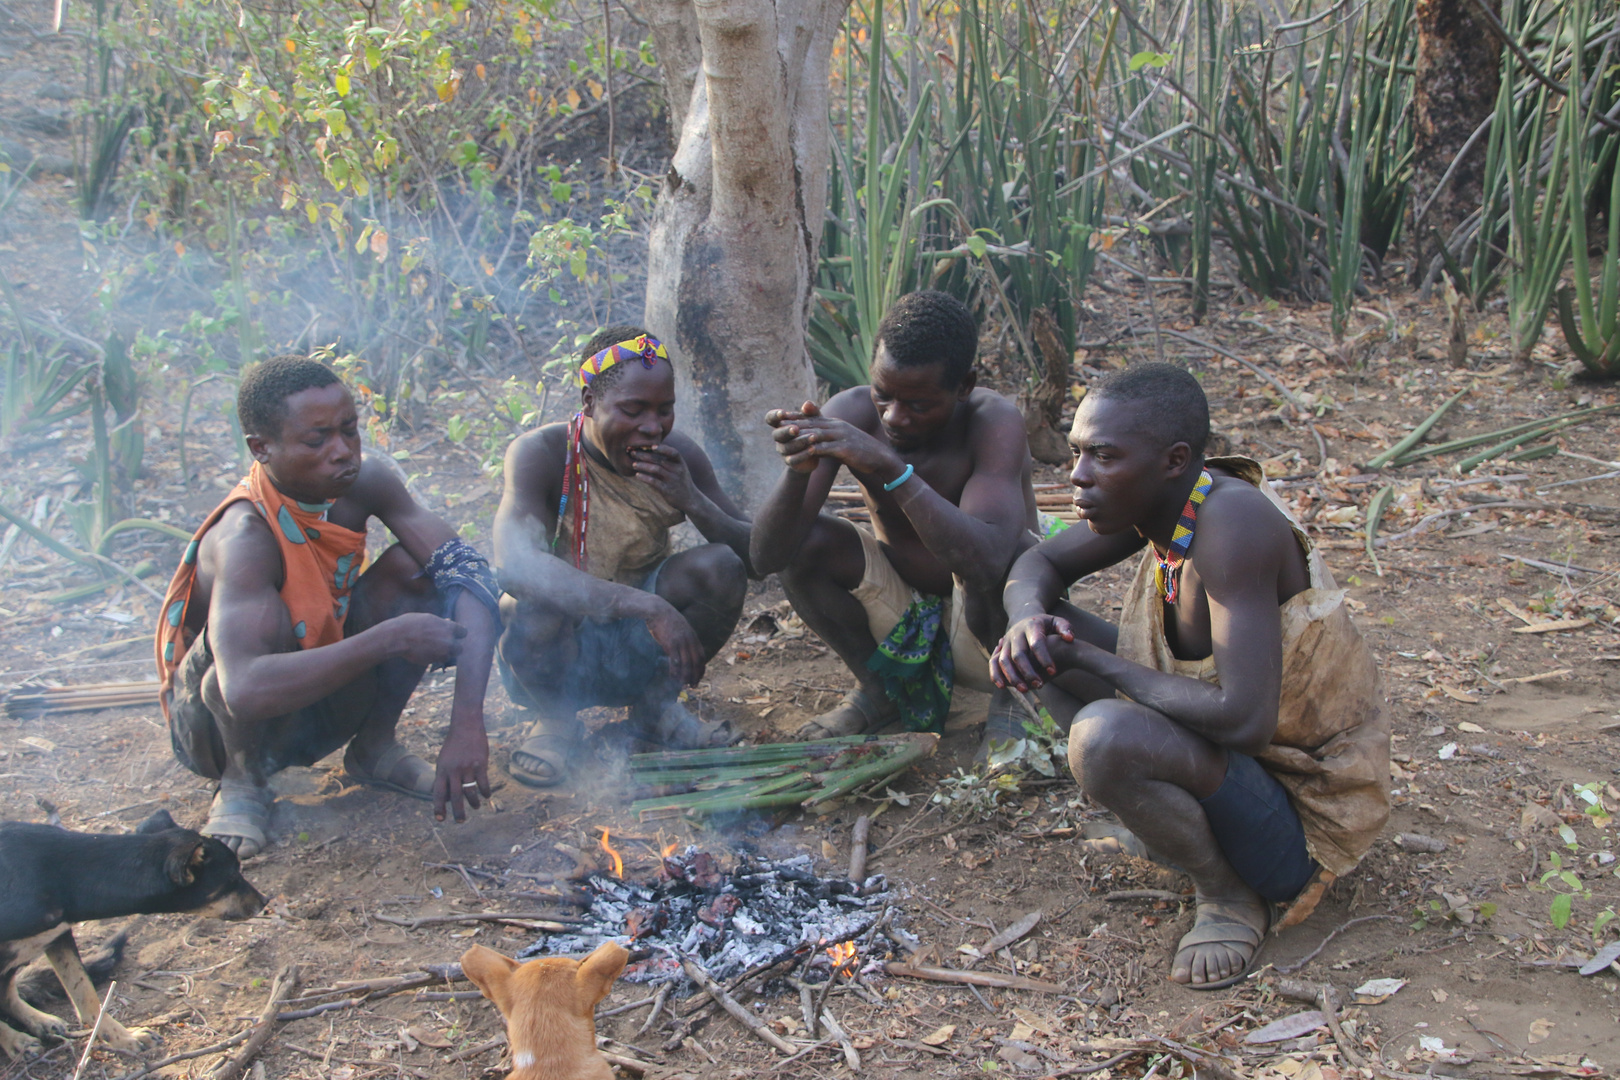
[{"left": 520, "top": 843, "right": 894, "bottom": 989}]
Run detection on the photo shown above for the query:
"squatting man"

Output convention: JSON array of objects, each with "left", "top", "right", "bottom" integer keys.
[
  {"left": 990, "top": 362, "right": 1389, "bottom": 989},
  {"left": 157, "top": 355, "right": 503, "bottom": 858}
]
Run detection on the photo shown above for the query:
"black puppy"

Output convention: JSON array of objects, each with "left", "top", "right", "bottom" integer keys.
[{"left": 0, "top": 809, "right": 266, "bottom": 1058}]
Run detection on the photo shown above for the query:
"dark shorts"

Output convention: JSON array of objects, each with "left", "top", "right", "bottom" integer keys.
[
  {"left": 498, "top": 562, "right": 669, "bottom": 711},
  {"left": 169, "top": 624, "right": 370, "bottom": 780},
  {"left": 1199, "top": 750, "right": 1317, "bottom": 904}
]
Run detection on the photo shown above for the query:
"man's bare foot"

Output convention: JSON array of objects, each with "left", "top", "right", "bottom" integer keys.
[
  {"left": 1171, "top": 895, "right": 1270, "bottom": 989},
  {"left": 201, "top": 778, "right": 273, "bottom": 858},
  {"left": 629, "top": 698, "right": 736, "bottom": 749},
  {"left": 795, "top": 687, "right": 897, "bottom": 740}
]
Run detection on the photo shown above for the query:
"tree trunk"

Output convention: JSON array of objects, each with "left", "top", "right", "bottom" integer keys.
[
  {"left": 1409, "top": 0, "right": 1501, "bottom": 286},
  {"left": 642, "top": 0, "right": 848, "bottom": 511}
]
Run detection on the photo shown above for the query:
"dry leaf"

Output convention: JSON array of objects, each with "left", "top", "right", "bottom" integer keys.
[
  {"left": 943, "top": 833, "right": 958, "bottom": 852},
  {"left": 920, "top": 1024, "right": 956, "bottom": 1047},
  {"left": 1243, "top": 1011, "right": 1326, "bottom": 1044},
  {"left": 1009, "top": 1021, "right": 1037, "bottom": 1041},
  {"left": 1352, "top": 977, "right": 1406, "bottom": 1004},
  {"left": 1512, "top": 619, "right": 1593, "bottom": 635},
  {"left": 1527, "top": 1018, "right": 1554, "bottom": 1045},
  {"left": 1431, "top": 988, "right": 1448, "bottom": 1003},
  {"left": 18, "top": 736, "right": 56, "bottom": 752},
  {"left": 406, "top": 1026, "right": 453, "bottom": 1049},
  {"left": 1456, "top": 722, "right": 1485, "bottom": 733},
  {"left": 1439, "top": 685, "right": 1479, "bottom": 704},
  {"left": 1504, "top": 668, "right": 1573, "bottom": 683},
  {"left": 821, "top": 840, "right": 840, "bottom": 861},
  {"left": 1498, "top": 597, "right": 1537, "bottom": 625}
]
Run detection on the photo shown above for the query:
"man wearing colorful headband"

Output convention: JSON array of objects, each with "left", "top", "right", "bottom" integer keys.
[
  {"left": 990, "top": 362, "right": 1387, "bottom": 989},
  {"left": 492, "top": 326, "right": 751, "bottom": 786},
  {"left": 157, "top": 355, "right": 502, "bottom": 858},
  {"left": 752, "top": 290, "right": 1040, "bottom": 741}
]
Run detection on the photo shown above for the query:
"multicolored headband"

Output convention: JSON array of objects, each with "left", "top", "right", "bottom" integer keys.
[{"left": 577, "top": 334, "right": 667, "bottom": 389}]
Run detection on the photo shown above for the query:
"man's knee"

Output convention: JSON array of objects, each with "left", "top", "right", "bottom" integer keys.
[
  {"left": 349, "top": 544, "right": 435, "bottom": 628},
  {"left": 683, "top": 544, "right": 746, "bottom": 606},
  {"left": 780, "top": 517, "right": 864, "bottom": 592},
  {"left": 1067, "top": 699, "right": 1151, "bottom": 795}
]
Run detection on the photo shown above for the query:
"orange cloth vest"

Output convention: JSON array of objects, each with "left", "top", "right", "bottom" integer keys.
[{"left": 155, "top": 462, "right": 367, "bottom": 720}]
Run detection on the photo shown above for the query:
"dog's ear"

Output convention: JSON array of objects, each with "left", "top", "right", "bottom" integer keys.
[
  {"left": 574, "top": 941, "right": 628, "bottom": 1012},
  {"left": 460, "top": 946, "right": 519, "bottom": 1013},
  {"left": 165, "top": 840, "right": 209, "bottom": 885},
  {"left": 137, "top": 810, "right": 179, "bottom": 834}
]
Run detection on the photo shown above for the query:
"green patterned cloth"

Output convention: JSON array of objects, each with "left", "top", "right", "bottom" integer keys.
[{"left": 866, "top": 595, "right": 955, "bottom": 733}]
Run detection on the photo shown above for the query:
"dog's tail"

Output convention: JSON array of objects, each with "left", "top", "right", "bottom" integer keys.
[{"left": 17, "top": 929, "right": 130, "bottom": 1005}]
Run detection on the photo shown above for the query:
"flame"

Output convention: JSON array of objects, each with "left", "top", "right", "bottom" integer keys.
[
  {"left": 662, "top": 841, "right": 679, "bottom": 857},
  {"left": 825, "top": 940, "right": 857, "bottom": 971},
  {"left": 598, "top": 827, "right": 624, "bottom": 878}
]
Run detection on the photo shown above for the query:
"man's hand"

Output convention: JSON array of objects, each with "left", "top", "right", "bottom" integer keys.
[
  {"left": 766, "top": 401, "right": 823, "bottom": 474},
  {"left": 770, "top": 402, "right": 903, "bottom": 479},
  {"left": 990, "top": 613, "right": 1076, "bottom": 691},
  {"left": 630, "top": 444, "right": 701, "bottom": 511},
  {"left": 388, "top": 613, "right": 468, "bottom": 667},
  {"left": 433, "top": 722, "right": 490, "bottom": 822},
  {"left": 644, "top": 598, "right": 706, "bottom": 686}
]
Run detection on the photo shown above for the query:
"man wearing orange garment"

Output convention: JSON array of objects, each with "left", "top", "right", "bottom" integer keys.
[{"left": 156, "top": 355, "right": 500, "bottom": 858}]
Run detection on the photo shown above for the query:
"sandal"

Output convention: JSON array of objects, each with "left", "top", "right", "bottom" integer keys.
[
  {"left": 976, "top": 687, "right": 1032, "bottom": 762},
  {"left": 1170, "top": 902, "right": 1271, "bottom": 990},
  {"left": 343, "top": 743, "right": 435, "bottom": 801},
  {"left": 795, "top": 688, "right": 897, "bottom": 741},
  {"left": 202, "top": 779, "right": 274, "bottom": 859},
  {"left": 509, "top": 717, "right": 582, "bottom": 788},
  {"left": 629, "top": 698, "right": 737, "bottom": 750}
]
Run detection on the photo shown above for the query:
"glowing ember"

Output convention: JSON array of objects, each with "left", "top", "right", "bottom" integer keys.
[
  {"left": 598, "top": 827, "right": 624, "bottom": 878},
  {"left": 826, "top": 939, "right": 857, "bottom": 970}
]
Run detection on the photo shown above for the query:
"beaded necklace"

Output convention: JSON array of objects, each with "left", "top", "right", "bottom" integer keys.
[
  {"left": 1153, "top": 469, "right": 1213, "bottom": 604},
  {"left": 554, "top": 413, "right": 590, "bottom": 570}
]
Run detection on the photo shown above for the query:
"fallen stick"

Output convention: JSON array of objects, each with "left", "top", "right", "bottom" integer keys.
[
  {"left": 847, "top": 815, "right": 871, "bottom": 883},
  {"left": 105, "top": 1029, "right": 255, "bottom": 1080},
  {"left": 597, "top": 991, "right": 663, "bottom": 1019},
  {"left": 678, "top": 954, "right": 797, "bottom": 1055},
  {"left": 1103, "top": 889, "right": 1187, "bottom": 902},
  {"left": 883, "top": 961, "right": 1063, "bottom": 994},
  {"left": 68, "top": 980, "right": 115, "bottom": 1080},
  {"left": 598, "top": 1050, "right": 648, "bottom": 1076},
  {"left": 448, "top": 1036, "right": 505, "bottom": 1061},
  {"left": 634, "top": 985, "right": 670, "bottom": 1038},
  {"left": 412, "top": 990, "right": 484, "bottom": 1002},
  {"left": 1317, "top": 986, "right": 1365, "bottom": 1068},
  {"left": 771, "top": 1038, "right": 838, "bottom": 1070},
  {"left": 274, "top": 996, "right": 364, "bottom": 1021},
  {"left": 820, "top": 1010, "right": 861, "bottom": 1073},
  {"left": 208, "top": 964, "right": 299, "bottom": 1080},
  {"left": 371, "top": 912, "right": 581, "bottom": 932}
]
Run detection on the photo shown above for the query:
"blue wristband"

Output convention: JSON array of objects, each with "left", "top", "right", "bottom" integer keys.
[{"left": 882, "top": 462, "right": 915, "bottom": 492}]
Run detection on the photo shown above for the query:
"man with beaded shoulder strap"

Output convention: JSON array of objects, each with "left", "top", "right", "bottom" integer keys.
[
  {"left": 157, "top": 355, "right": 503, "bottom": 859},
  {"left": 991, "top": 362, "right": 1388, "bottom": 990},
  {"left": 492, "top": 326, "right": 751, "bottom": 787}
]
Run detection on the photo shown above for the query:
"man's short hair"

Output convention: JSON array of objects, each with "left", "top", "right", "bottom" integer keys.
[
  {"left": 236, "top": 354, "right": 342, "bottom": 439},
  {"left": 579, "top": 323, "right": 658, "bottom": 395},
  {"left": 1090, "top": 361, "right": 1210, "bottom": 457},
  {"left": 873, "top": 290, "right": 977, "bottom": 389}
]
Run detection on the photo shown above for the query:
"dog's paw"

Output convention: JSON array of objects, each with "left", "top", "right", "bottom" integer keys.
[
  {"left": 19, "top": 1012, "right": 69, "bottom": 1042},
  {"left": 0, "top": 1024, "right": 46, "bottom": 1060}
]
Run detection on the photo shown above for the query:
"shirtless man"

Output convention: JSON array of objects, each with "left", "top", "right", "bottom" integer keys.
[
  {"left": 493, "top": 326, "right": 750, "bottom": 786},
  {"left": 157, "top": 356, "right": 501, "bottom": 858},
  {"left": 752, "top": 290, "right": 1038, "bottom": 738},
  {"left": 991, "top": 362, "right": 1387, "bottom": 989}
]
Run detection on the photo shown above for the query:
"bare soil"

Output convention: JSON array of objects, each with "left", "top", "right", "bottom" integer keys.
[{"left": 2, "top": 2, "right": 1619, "bottom": 1078}]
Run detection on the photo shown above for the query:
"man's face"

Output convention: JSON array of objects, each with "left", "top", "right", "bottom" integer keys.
[
  {"left": 869, "top": 344, "right": 973, "bottom": 452},
  {"left": 583, "top": 360, "right": 675, "bottom": 474},
  {"left": 249, "top": 383, "right": 363, "bottom": 503},
  {"left": 1067, "top": 394, "right": 1187, "bottom": 535}
]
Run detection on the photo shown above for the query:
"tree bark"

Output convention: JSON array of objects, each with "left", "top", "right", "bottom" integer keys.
[
  {"left": 1409, "top": 0, "right": 1501, "bottom": 286},
  {"left": 643, "top": 0, "right": 847, "bottom": 511}
]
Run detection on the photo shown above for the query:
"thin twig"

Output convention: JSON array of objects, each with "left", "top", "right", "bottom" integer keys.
[
  {"left": 207, "top": 965, "right": 299, "bottom": 1080},
  {"left": 68, "top": 980, "right": 115, "bottom": 1080},
  {"left": 1273, "top": 915, "right": 1397, "bottom": 974}
]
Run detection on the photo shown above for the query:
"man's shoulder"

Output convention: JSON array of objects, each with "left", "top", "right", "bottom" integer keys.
[
  {"left": 964, "top": 386, "right": 1024, "bottom": 427},
  {"left": 663, "top": 428, "right": 712, "bottom": 466},
  {"left": 199, "top": 499, "right": 278, "bottom": 571},
  {"left": 508, "top": 423, "right": 568, "bottom": 470},
  {"left": 1196, "top": 473, "right": 1296, "bottom": 559},
  {"left": 823, "top": 386, "right": 878, "bottom": 426}
]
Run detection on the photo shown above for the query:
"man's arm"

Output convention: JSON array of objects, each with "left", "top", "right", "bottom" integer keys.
[
  {"left": 749, "top": 399, "right": 844, "bottom": 576},
  {"left": 354, "top": 459, "right": 500, "bottom": 819},
  {"left": 630, "top": 431, "right": 753, "bottom": 574},
  {"left": 993, "top": 525, "right": 1144, "bottom": 687},
  {"left": 492, "top": 429, "right": 706, "bottom": 684},
  {"left": 207, "top": 508, "right": 464, "bottom": 725},
  {"left": 777, "top": 392, "right": 1031, "bottom": 593},
  {"left": 1029, "top": 494, "right": 1290, "bottom": 754}
]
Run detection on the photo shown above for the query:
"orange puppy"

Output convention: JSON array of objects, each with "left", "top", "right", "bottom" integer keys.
[{"left": 461, "top": 943, "right": 629, "bottom": 1080}]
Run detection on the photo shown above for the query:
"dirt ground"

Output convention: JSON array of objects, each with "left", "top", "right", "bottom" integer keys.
[{"left": 4, "top": 1, "right": 1620, "bottom": 1078}]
